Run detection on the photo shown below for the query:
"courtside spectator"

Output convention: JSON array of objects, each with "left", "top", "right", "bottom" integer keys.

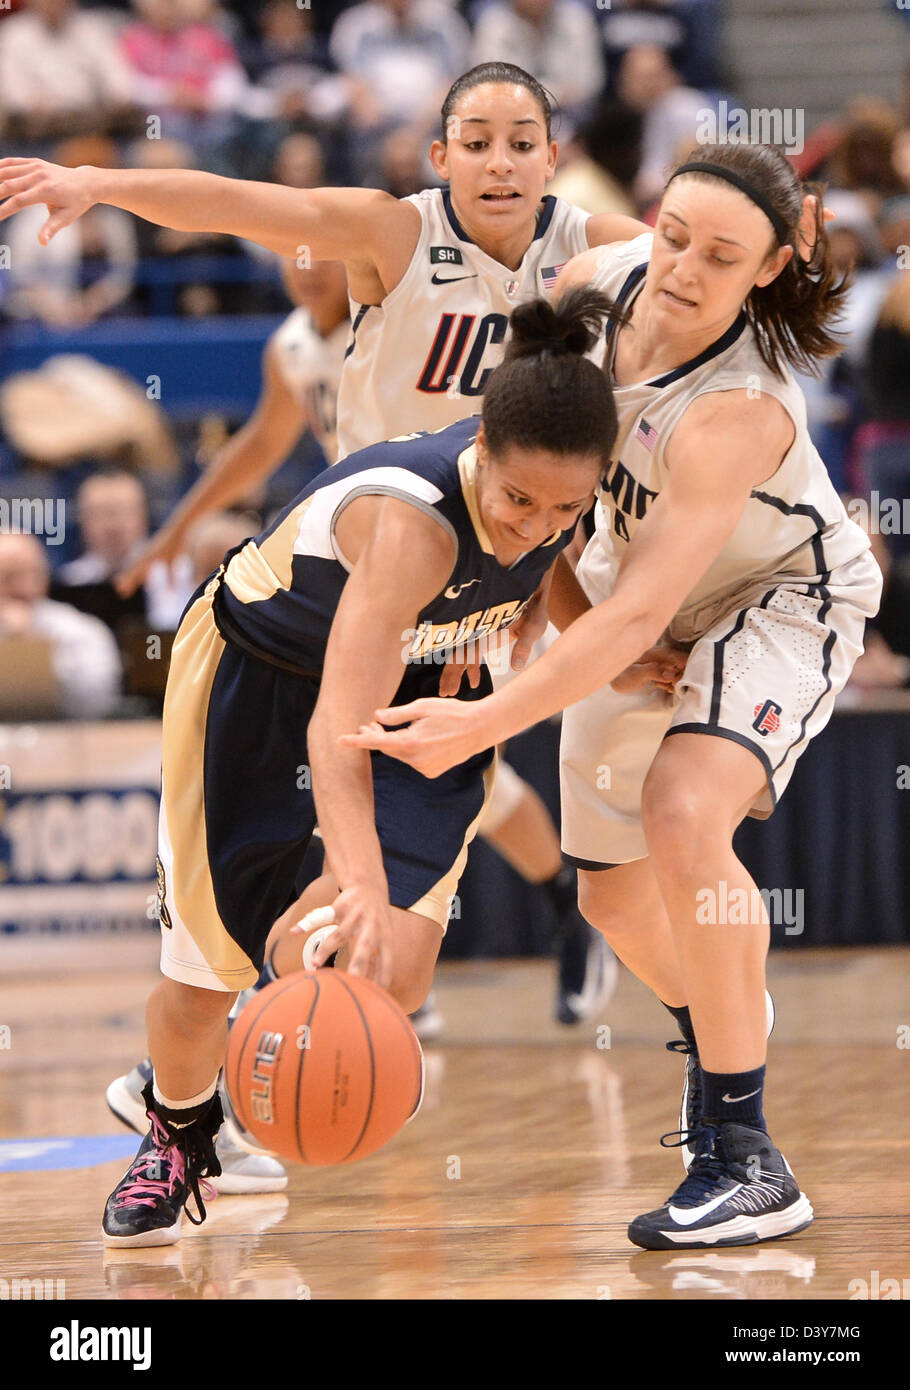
[
  {"left": 120, "top": 0, "right": 253, "bottom": 150},
  {"left": 471, "top": 0, "right": 605, "bottom": 127},
  {"left": 0, "top": 0, "right": 136, "bottom": 141},
  {"left": 796, "top": 190, "right": 889, "bottom": 494},
  {"left": 597, "top": 0, "right": 698, "bottom": 94},
  {"left": 549, "top": 99, "right": 642, "bottom": 216},
  {"left": 862, "top": 272, "right": 910, "bottom": 550},
  {"left": 828, "top": 98, "right": 904, "bottom": 215},
  {"left": 616, "top": 44, "right": 707, "bottom": 206},
  {"left": 878, "top": 195, "right": 910, "bottom": 262},
  {"left": 243, "top": 0, "right": 349, "bottom": 128},
  {"left": 273, "top": 131, "right": 327, "bottom": 191},
  {"left": 56, "top": 471, "right": 192, "bottom": 631},
  {"left": 184, "top": 509, "right": 257, "bottom": 587},
  {"left": 376, "top": 123, "right": 435, "bottom": 197},
  {"left": 850, "top": 271, "right": 910, "bottom": 683},
  {"left": 0, "top": 532, "right": 122, "bottom": 718},
  {"left": 330, "top": 0, "right": 470, "bottom": 136},
  {"left": 892, "top": 125, "right": 910, "bottom": 195},
  {"left": 5, "top": 137, "right": 137, "bottom": 327}
]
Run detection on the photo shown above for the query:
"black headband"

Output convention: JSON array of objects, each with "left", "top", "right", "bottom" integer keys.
[{"left": 667, "top": 162, "right": 791, "bottom": 245}]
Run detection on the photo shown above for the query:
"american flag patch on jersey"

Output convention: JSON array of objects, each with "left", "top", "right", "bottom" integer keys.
[
  {"left": 540, "top": 263, "right": 566, "bottom": 290},
  {"left": 635, "top": 418, "right": 658, "bottom": 452}
]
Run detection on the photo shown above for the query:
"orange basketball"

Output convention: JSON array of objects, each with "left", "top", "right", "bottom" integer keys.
[{"left": 224, "top": 971, "right": 423, "bottom": 1166}]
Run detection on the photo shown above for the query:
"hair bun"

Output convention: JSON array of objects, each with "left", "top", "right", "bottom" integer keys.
[{"left": 506, "top": 286, "right": 624, "bottom": 363}]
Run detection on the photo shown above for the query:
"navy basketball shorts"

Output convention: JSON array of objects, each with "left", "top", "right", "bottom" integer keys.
[{"left": 155, "top": 579, "right": 495, "bottom": 992}]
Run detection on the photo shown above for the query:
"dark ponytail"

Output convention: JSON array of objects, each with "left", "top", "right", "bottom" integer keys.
[
  {"left": 481, "top": 288, "right": 624, "bottom": 466},
  {"left": 666, "top": 143, "right": 849, "bottom": 378}
]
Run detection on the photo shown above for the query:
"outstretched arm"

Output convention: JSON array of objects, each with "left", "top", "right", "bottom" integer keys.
[
  {"left": 342, "top": 391, "right": 795, "bottom": 775},
  {"left": 0, "top": 158, "right": 418, "bottom": 287}
]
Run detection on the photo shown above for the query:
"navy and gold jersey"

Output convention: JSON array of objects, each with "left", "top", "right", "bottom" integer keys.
[{"left": 215, "top": 416, "right": 573, "bottom": 690}]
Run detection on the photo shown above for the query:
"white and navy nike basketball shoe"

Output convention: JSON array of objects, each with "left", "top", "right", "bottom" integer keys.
[{"left": 627, "top": 1122, "right": 813, "bottom": 1250}]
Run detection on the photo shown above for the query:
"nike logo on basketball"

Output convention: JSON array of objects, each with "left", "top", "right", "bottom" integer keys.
[
  {"left": 722, "top": 1089, "right": 761, "bottom": 1103},
  {"left": 431, "top": 272, "right": 479, "bottom": 285},
  {"left": 444, "top": 578, "right": 482, "bottom": 599}
]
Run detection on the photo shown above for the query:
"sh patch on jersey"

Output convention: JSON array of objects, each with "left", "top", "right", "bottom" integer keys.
[{"left": 430, "top": 246, "right": 464, "bottom": 265}]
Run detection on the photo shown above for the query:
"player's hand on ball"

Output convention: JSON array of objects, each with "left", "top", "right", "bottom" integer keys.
[
  {"left": 0, "top": 158, "right": 98, "bottom": 242},
  {"left": 298, "top": 889, "right": 396, "bottom": 988},
  {"left": 340, "top": 697, "right": 488, "bottom": 778}
]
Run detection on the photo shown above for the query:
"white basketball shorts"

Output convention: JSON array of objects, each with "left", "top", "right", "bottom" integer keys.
[{"left": 560, "top": 542, "right": 883, "bottom": 868}]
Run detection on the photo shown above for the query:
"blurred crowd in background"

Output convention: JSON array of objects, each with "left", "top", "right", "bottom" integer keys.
[{"left": 0, "top": 0, "right": 909, "bottom": 718}]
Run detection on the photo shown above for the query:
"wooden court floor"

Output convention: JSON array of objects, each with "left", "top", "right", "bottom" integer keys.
[{"left": 1, "top": 935, "right": 908, "bottom": 1301}]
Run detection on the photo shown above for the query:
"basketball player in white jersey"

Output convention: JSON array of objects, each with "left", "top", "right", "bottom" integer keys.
[
  {"left": 0, "top": 62, "right": 643, "bottom": 1027},
  {"left": 117, "top": 259, "right": 350, "bottom": 596},
  {"left": 342, "top": 143, "right": 883, "bottom": 1250}
]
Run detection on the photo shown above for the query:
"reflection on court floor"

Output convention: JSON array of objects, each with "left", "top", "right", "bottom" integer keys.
[{"left": 1, "top": 937, "right": 908, "bottom": 1301}]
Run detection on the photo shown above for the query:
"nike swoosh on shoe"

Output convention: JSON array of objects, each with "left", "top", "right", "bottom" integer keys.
[{"left": 667, "top": 1185, "right": 743, "bottom": 1225}]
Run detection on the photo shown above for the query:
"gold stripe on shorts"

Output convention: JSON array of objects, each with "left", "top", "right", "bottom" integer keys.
[
  {"left": 408, "top": 754, "right": 499, "bottom": 930},
  {"left": 162, "top": 584, "right": 256, "bottom": 987}
]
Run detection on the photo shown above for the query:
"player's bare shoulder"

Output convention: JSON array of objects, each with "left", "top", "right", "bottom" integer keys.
[
  {"left": 672, "top": 389, "right": 797, "bottom": 488},
  {"left": 345, "top": 192, "right": 422, "bottom": 305},
  {"left": 334, "top": 491, "right": 456, "bottom": 584},
  {"left": 552, "top": 243, "right": 629, "bottom": 301}
]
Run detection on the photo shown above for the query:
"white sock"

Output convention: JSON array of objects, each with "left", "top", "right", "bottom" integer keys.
[{"left": 153, "top": 1075, "right": 218, "bottom": 1126}]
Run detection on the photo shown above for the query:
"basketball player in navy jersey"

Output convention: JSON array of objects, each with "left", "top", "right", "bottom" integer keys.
[
  {"left": 90, "top": 290, "right": 622, "bottom": 1247},
  {"left": 0, "top": 63, "right": 643, "bottom": 1028},
  {"left": 91, "top": 260, "right": 349, "bottom": 1192},
  {"left": 344, "top": 144, "right": 883, "bottom": 1250}
]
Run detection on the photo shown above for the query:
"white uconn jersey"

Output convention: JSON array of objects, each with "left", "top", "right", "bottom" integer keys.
[
  {"left": 271, "top": 308, "right": 349, "bottom": 465},
  {"left": 335, "top": 187, "right": 590, "bottom": 459},
  {"left": 587, "top": 235, "right": 872, "bottom": 643}
]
